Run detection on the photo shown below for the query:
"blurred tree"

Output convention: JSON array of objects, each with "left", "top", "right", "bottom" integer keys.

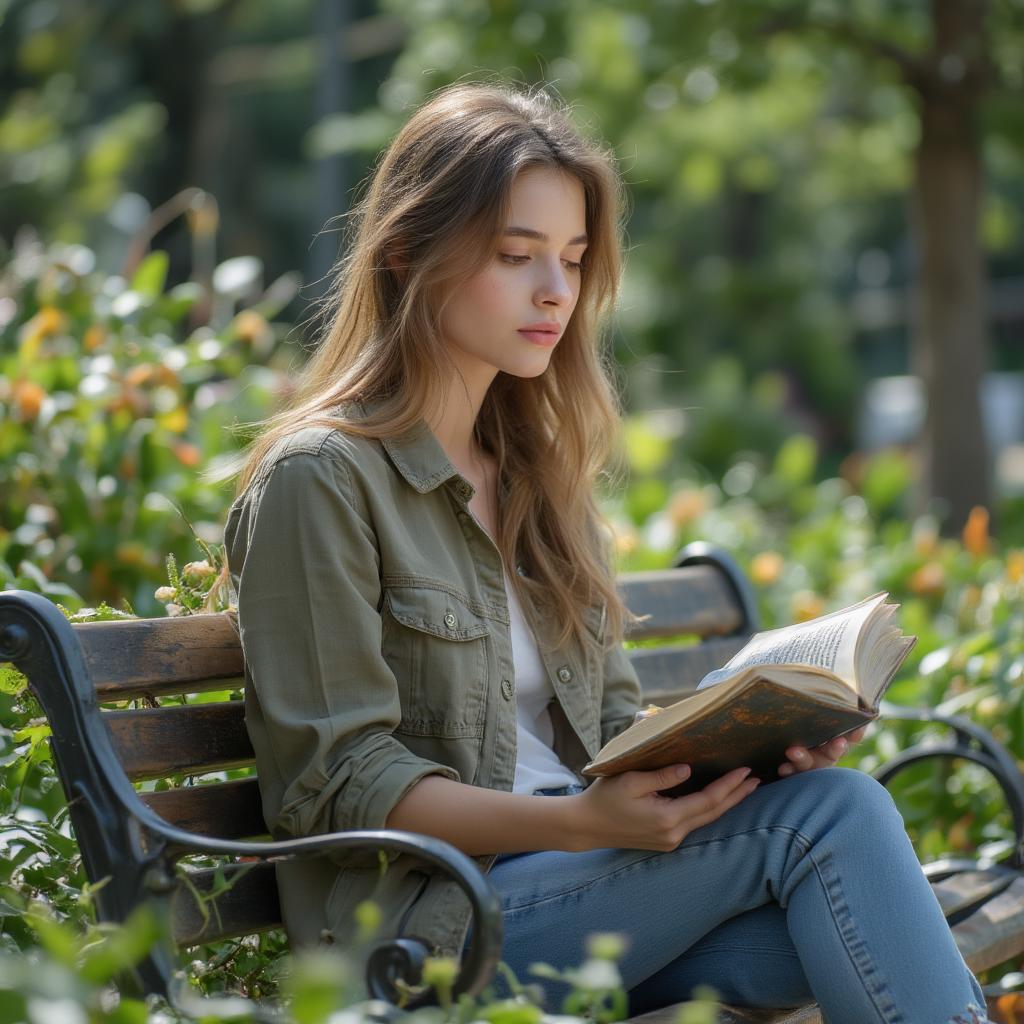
[
  {"left": 373, "top": 0, "right": 1024, "bottom": 532},
  {"left": 3, "top": 0, "right": 1023, "bottom": 529},
  {"left": 752, "top": 0, "right": 1020, "bottom": 533}
]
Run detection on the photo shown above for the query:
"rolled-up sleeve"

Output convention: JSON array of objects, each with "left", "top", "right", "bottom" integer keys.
[{"left": 227, "top": 449, "right": 459, "bottom": 843}]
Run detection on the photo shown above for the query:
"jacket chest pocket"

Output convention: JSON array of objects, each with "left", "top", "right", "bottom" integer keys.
[{"left": 381, "top": 585, "right": 491, "bottom": 738}]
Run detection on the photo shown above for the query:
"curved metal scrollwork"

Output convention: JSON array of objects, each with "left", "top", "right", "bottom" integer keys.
[
  {"left": 366, "top": 937, "right": 430, "bottom": 1004},
  {"left": 874, "top": 701, "right": 1024, "bottom": 871},
  {"left": 0, "top": 590, "right": 504, "bottom": 1011}
]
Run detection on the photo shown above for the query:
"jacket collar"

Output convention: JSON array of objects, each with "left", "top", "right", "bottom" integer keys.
[{"left": 355, "top": 398, "right": 468, "bottom": 497}]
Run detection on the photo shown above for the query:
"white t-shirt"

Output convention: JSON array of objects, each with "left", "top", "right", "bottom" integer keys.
[{"left": 505, "top": 574, "right": 580, "bottom": 795}]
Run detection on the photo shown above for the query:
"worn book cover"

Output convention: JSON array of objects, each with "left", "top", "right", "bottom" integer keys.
[{"left": 582, "top": 592, "right": 916, "bottom": 796}]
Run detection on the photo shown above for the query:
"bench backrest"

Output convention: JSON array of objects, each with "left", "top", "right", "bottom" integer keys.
[{"left": 0, "top": 544, "right": 758, "bottom": 978}]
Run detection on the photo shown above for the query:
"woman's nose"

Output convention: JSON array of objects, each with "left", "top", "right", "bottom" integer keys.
[{"left": 536, "top": 261, "right": 575, "bottom": 306}]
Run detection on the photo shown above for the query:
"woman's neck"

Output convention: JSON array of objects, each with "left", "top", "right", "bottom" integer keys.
[{"left": 426, "top": 371, "right": 493, "bottom": 472}]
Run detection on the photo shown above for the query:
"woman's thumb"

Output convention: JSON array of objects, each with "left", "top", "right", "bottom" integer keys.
[{"left": 644, "top": 763, "right": 690, "bottom": 793}]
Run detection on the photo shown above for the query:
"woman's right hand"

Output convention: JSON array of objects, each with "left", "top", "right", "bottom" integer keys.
[{"left": 568, "top": 764, "right": 761, "bottom": 852}]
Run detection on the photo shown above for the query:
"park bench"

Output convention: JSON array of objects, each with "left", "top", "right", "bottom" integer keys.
[{"left": 2, "top": 541, "right": 1024, "bottom": 1023}]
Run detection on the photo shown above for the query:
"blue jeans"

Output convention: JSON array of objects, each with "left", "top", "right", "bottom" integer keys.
[{"left": 463, "top": 768, "right": 990, "bottom": 1024}]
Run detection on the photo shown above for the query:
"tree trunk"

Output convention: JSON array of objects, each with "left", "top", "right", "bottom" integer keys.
[{"left": 908, "top": 0, "right": 992, "bottom": 534}]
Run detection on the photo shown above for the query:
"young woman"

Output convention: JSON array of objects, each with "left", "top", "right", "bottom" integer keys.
[{"left": 223, "top": 80, "right": 990, "bottom": 1023}]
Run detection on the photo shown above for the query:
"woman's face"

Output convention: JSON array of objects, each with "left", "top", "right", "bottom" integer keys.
[{"left": 439, "top": 165, "right": 587, "bottom": 393}]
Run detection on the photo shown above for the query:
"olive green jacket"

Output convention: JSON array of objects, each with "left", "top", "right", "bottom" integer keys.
[{"left": 223, "top": 404, "right": 642, "bottom": 970}]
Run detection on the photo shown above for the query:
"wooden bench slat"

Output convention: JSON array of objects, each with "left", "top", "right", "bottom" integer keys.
[
  {"left": 930, "top": 868, "right": 1017, "bottom": 919},
  {"left": 170, "top": 861, "right": 280, "bottom": 947},
  {"left": 141, "top": 777, "right": 268, "bottom": 840},
  {"left": 77, "top": 568, "right": 746, "bottom": 701},
  {"left": 77, "top": 614, "right": 243, "bottom": 698},
  {"left": 102, "top": 639, "right": 748, "bottom": 783},
  {"left": 951, "top": 875, "right": 1024, "bottom": 973},
  {"left": 105, "top": 703, "right": 253, "bottom": 781},
  {"left": 98, "top": 674, "right": 247, "bottom": 702},
  {"left": 620, "top": 567, "right": 745, "bottom": 640},
  {"left": 628, "top": 636, "right": 750, "bottom": 701}
]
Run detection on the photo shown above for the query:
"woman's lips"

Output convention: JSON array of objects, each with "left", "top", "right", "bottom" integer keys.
[{"left": 518, "top": 328, "right": 560, "bottom": 347}]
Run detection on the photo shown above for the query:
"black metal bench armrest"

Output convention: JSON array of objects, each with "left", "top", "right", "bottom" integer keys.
[
  {"left": 143, "top": 818, "right": 503, "bottom": 1005},
  {"left": 875, "top": 700, "right": 1024, "bottom": 872},
  {"left": 0, "top": 590, "right": 501, "bottom": 1008},
  {"left": 675, "top": 541, "right": 762, "bottom": 634}
]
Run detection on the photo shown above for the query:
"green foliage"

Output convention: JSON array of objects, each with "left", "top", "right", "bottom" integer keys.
[
  {"left": 613, "top": 424, "right": 1024, "bottom": 890},
  {"left": 0, "top": 234, "right": 292, "bottom": 617}
]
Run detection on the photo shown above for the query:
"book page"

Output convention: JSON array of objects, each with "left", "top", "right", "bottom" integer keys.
[{"left": 696, "top": 593, "right": 888, "bottom": 692}]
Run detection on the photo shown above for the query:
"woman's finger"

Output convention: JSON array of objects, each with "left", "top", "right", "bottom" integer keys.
[
  {"left": 683, "top": 775, "right": 761, "bottom": 831},
  {"left": 780, "top": 743, "right": 838, "bottom": 776},
  {"left": 676, "top": 766, "right": 757, "bottom": 818}
]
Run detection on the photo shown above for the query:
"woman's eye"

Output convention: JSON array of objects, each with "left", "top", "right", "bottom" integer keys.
[{"left": 499, "top": 254, "right": 583, "bottom": 271}]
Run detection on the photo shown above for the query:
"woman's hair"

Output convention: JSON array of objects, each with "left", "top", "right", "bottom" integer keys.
[{"left": 222, "top": 78, "right": 637, "bottom": 654}]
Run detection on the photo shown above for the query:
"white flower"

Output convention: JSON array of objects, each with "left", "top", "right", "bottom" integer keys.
[{"left": 564, "top": 958, "right": 621, "bottom": 990}]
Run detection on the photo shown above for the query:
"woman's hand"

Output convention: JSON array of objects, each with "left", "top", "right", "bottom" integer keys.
[
  {"left": 569, "top": 764, "right": 761, "bottom": 853},
  {"left": 778, "top": 724, "right": 869, "bottom": 777}
]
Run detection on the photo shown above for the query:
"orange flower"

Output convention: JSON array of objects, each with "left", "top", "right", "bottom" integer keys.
[
  {"left": 32, "top": 306, "right": 64, "bottom": 338},
  {"left": 116, "top": 542, "right": 151, "bottom": 568},
  {"left": 947, "top": 812, "right": 974, "bottom": 852},
  {"left": 908, "top": 561, "right": 946, "bottom": 597},
  {"left": 792, "top": 591, "right": 824, "bottom": 622},
  {"left": 156, "top": 364, "right": 180, "bottom": 387},
  {"left": 750, "top": 551, "right": 784, "bottom": 586},
  {"left": 13, "top": 379, "right": 46, "bottom": 421},
  {"left": 107, "top": 386, "right": 149, "bottom": 418},
  {"left": 667, "top": 488, "right": 709, "bottom": 528},
  {"left": 997, "top": 992, "right": 1024, "bottom": 1021},
  {"left": 609, "top": 520, "right": 637, "bottom": 556},
  {"left": 83, "top": 324, "right": 106, "bottom": 351},
  {"left": 172, "top": 441, "right": 202, "bottom": 468},
  {"left": 1007, "top": 549, "right": 1024, "bottom": 584},
  {"left": 233, "top": 310, "right": 271, "bottom": 346},
  {"left": 125, "top": 363, "right": 156, "bottom": 388},
  {"left": 838, "top": 451, "right": 866, "bottom": 490},
  {"left": 962, "top": 505, "right": 990, "bottom": 557}
]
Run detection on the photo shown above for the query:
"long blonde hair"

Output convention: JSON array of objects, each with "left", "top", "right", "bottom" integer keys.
[{"left": 223, "top": 79, "right": 636, "bottom": 654}]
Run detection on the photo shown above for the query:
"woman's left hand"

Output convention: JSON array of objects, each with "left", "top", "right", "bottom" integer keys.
[{"left": 778, "top": 725, "right": 869, "bottom": 777}]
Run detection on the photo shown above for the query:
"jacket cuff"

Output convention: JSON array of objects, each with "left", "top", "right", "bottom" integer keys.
[{"left": 343, "top": 744, "right": 461, "bottom": 832}]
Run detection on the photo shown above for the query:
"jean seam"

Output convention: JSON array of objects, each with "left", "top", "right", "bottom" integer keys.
[
  {"left": 680, "top": 943, "right": 802, "bottom": 958},
  {"left": 502, "top": 849, "right": 665, "bottom": 913},
  {"left": 499, "top": 825, "right": 912, "bottom": 1023},
  {"left": 807, "top": 843, "right": 905, "bottom": 1024},
  {"left": 502, "top": 824, "right": 814, "bottom": 914}
]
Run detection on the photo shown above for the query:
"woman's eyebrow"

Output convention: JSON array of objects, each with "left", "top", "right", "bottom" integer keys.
[{"left": 504, "top": 226, "right": 588, "bottom": 246}]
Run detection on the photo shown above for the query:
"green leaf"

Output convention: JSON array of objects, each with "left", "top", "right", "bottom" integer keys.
[
  {"left": 78, "top": 903, "right": 165, "bottom": 984},
  {"left": 0, "top": 666, "right": 27, "bottom": 697},
  {"left": 773, "top": 434, "right": 818, "bottom": 487},
  {"left": 130, "top": 250, "right": 169, "bottom": 299}
]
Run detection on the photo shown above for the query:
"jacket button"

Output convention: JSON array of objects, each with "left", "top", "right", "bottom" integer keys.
[
  {"left": 557, "top": 666, "right": 573, "bottom": 684},
  {"left": 443, "top": 612, "right": 457, "bottom": 628},
  {"left": 501, "top": 678, "right": 514, "bottom": 700}
]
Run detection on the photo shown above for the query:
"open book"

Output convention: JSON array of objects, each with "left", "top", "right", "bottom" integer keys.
[{"left": 582, "top": 592, "right": 917, "bottom": 794}]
